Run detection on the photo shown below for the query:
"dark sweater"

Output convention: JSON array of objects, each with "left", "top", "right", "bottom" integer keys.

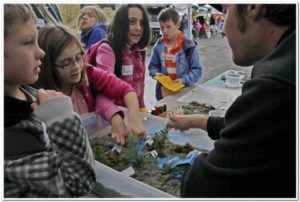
[{"left": 181, "top": 30, "right": 296, "bottom": 198}]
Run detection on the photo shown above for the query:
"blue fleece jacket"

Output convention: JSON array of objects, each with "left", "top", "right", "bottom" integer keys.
[
  {"left": 148, "top": 37, "right": 202, "bottom": 100},
  {"left": 80, "top": 23, "right": 108, "bottom": 51}
]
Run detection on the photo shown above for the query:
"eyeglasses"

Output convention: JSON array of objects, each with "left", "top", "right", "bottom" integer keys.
[{"left": 53, "top": 51, "right": 85, "bottom": 70}]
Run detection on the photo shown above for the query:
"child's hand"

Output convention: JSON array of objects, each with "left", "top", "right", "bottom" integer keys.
[
  {"left": 155, "top": 73, "right": 164, "bottom": 77},
  {"left": 110, "top": 114, "right": 127, "bottom": 145},
  {"left": 127, "top": 116, "right": 146, "bottom": 139},
  {"left": 31, "top": 89, "right": 64, "bottom": 111},
  {"left": 173, "top": 78, "right": 184, "bottom": 84}
]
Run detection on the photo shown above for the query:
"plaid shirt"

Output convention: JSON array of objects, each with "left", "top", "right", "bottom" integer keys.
[{"left": 4, "top": 87, "right": 96, "bottom": 197}]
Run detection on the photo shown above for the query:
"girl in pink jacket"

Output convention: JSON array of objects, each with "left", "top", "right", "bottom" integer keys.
[
  {"left": 35, "top": 24, "right": 146, "bottom": 145},
  {"left": 90, "top": 4, "right": 151, "bottom": 110}
]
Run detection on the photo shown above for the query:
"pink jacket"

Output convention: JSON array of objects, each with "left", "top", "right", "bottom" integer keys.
[
  {"left": 195, "top": 21, "right": 202, "bottom": 30},
  {"left": 95, "top": 42, "right": 146, "bottom": 108},
  {"left": 79, "top": 65, "right": 136, "bottom": 121}
]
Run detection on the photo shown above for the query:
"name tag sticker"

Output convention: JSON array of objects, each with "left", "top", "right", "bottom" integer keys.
[{"left": 122, "top": 64, "right": 133, "bottom": 76}]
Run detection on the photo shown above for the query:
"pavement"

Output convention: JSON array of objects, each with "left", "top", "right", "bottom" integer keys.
[{"left": 144, "top": 34, "right": 252, "bottom": 107}]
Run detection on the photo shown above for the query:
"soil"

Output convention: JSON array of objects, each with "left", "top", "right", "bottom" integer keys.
[
  {"left": 90, "top": 133, "right": 197, "bottom": 197},
  {"left": 181, "top": 101, "right": 215, "bottom": 115},
  {"left": 89, "top": 101, "right": 212, "bottom": 197}
]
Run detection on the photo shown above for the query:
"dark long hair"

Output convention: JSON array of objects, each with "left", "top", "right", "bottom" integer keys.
[{"left": 108, "top": 4, "right": 151, "bottom": 77}]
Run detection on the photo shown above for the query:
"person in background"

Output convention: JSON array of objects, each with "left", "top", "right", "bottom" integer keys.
[
  {"left": 180, "top": 13, "right": 189, "bottom": 37},
  {"left": 215, "top": 18, "right": 220, "bottom": 35},
  {"left": 200, "top": 19, "right": 207, "bottom": 37},
  {"left": 194, "top": 19, "right": 201, "bottom": 39},
  {"left": 219, "top": 19, "right": 225, "bottom": 36},
  {"left": 36, "top": 24, "right": 146, "bottom": 145},
  {"left": 4, "top": 4, "right": 95, "bottom": 197},
  {"left": 90, "top": 4, "right": 151, "bottom": 111},
  {"left": 78, "top": 5, "right": 109, "bottom": 51},
  {"left": 168, "top": 4, "right": 296, "bottom": 197},
  {"left": 148, "top": 7, "right": 201, "bottom": 101},
  {"left": 210, "top": 15, "right": 216, "bottom": 36}
]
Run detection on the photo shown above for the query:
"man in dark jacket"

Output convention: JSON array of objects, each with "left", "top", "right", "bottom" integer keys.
[{"left": 167, "top": 4, "right": 296, "bottom": 198}]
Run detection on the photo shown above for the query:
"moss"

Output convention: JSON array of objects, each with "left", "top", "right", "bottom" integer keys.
[
  {"left": 170, "top": 143, "right": 195, "bottom": 154},
  {"left": 89, "top": 137, "right": 130, "bottom": 171},
  {"left": 89, "top": 128, "right": 200, "bottom": 197},
  {"left": 182, "top": 101, "right": 215, "bottom": 115}
]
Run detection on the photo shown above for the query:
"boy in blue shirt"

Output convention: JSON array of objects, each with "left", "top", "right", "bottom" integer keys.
[{"left": 148, "top": 7, "right": 202, "bottom": 100}]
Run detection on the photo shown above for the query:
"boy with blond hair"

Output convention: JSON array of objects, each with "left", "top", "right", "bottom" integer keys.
[
  {"left": 78, "top": 5, "right": 109, "bottom": 50},
  {"left": 4, "top": 4, "right": 95, "bottom": 197},
  {"left": 148, "top": 7, "right": 202, "bottom": 100}
]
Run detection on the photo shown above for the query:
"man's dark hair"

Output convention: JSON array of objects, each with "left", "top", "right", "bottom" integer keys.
[
  {"left": 236, "top": 4, "right": 295, "bottom": 32},
  {"left": 262, "top": 4, "right": 295, "bottom": 27}
]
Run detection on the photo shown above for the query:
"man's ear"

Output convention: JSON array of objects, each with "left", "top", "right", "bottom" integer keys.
[{"left": 247, "top": 4, "right": 264, "bottom": 21}]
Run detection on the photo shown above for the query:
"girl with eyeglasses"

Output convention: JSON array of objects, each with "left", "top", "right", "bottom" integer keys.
[{"left": 35, "top": 24, "right": 146, "bottom": 145}]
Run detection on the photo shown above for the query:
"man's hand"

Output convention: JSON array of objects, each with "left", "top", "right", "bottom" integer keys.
[
  {"left": 167, "top": 115, "right": 193, "bottom": 131},
  {"left": 167, "top": 114, "right": 208, "bottom": 131}
]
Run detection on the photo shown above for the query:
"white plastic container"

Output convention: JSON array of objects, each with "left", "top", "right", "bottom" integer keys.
[
  {"left": 80, "top": 112, "right": 110, "bottom": 138},
  {"left": 81, "top": 109, "right": 214, "bottom": 197},
  {"left": 225, "top": 71, "right": 244, "bottom": 88}
]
